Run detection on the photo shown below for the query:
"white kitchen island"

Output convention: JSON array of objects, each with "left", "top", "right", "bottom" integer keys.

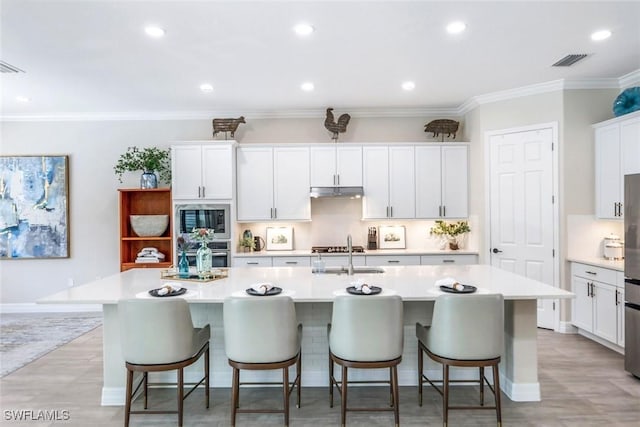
[{"left": 39, "top": 264, "right": 573, "bottom": 406}]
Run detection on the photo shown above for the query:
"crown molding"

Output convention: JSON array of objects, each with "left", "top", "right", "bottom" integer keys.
[{"left": 619, "top": 68, "right": 640, "bottom": 89}]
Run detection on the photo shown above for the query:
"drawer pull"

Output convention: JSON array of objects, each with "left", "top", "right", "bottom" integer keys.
[
  {"left": 442, "top": 259, "right": 455, "bottom": 263},
  {"left": 285, "top": 261, "right": 298, "bottom": 265},
  {"left": 585, "top": 271, "right": 597, "bottom": 275},
  {"left": 247, "top": 262, "right": 259, "bottom": 265},
  {"left": 387, "top": 260, "right": 400, "bottom": 263}
]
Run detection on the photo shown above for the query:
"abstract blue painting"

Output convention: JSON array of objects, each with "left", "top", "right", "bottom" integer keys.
[{"left": 0, "top": 156, "right": 69, "bottom": 259}]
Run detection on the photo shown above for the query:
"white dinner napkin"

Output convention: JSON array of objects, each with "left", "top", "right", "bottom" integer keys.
[
  {"left": 350, "top": 279, "right": 373, "bottom": 294},
  {"left": 156, "top": 282, "right": 182, "bottom": 295},
  {"left": 435, "top": 277, "right": 464, "bottom": 291},
  {"left": 251, "top": 282, "right": 273, "bottom": 295}
]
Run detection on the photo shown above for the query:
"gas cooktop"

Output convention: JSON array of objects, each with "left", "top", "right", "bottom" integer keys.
[{"left": 311, "top": 246, "right": 365, "bottom": 254}]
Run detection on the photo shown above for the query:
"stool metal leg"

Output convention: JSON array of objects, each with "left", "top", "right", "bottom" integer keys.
[
  {"left": 124, "top": 368, "right": 133, "bottom": 427},
  {"left": 283, "top": 366, "right": 290, "bottom": 427},
  {"left": 296, "top": 351, "right": 302, "bottom": 409},
  {"left": 231, "top": 367, "right": 239, "bottom": 427},
  {"left": 493, "top": 363, "right": 502, "bottom": 427},
  {"left": 443, "top": 364, "right": 449, "bottom": 427},
  {"left": 418, "top": 345, "right": 423, "bottom": 406},
  {"left": 329, "top": 355, "right": 334, "bottom": 408},
  {"left": 480, "top": 366, "right": 485, "bottom": 406},
  {"left": 177, "top": 368, "right": 184, "bottom": 427},
  {"left": 392, "top": 364, "right": 400, "bottom": 427},
  {"left": 341, "top": 365, "right": 348, "bottom": 427},
  {"left": 205, "top": 347, "right": 210, "bottom": 409}
]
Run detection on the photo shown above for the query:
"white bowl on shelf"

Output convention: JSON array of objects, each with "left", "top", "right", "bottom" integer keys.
[{"left": 130, "top": 215, "right": 169, "bottom": 237}]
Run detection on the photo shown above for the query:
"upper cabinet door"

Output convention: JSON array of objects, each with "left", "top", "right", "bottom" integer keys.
[
  {"left": 595, "top": 123, "right": 622, "bottom": 219},
  {"left": 336, "top": 146, "right": 363, "bottom": 186},
  {"left": 273, "top": 147, "right": 310, "bottom": 220},
  {"left": 441, "top": 145, "right": 469, "bottom": 218},
  {"left": 388, "top": 146, "right": 415, "bottom": 218},
  {"left": 415, "top": 146, "right": 442, "bottom": 218},
  {"left": 236, "top": 146, "right": 274, "bottom": 221},
  {"left": 201, "top": 145, "right": 233, "bottom": 199},
  {"left": 621, "top": 117, "right": 640, "bottom": 175},
  {"left": 172, "top": 145, "right": 203, "bottom": 200},
  {"left": 362, "top": 146, "right": 390, "bottom": 219},
  {"left": 310, "top": 146, "right": 336, "bottom": 187}
]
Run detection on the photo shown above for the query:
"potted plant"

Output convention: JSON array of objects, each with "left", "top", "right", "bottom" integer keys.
[
  {"left": 239, "top": 236, "right": 256, "bottom": 252},
  {"left": 429, "top": 220, "right": 471, "bottom": 250},
  {"left": 114, "top": 146, "right": 171, "bottom": 188}
]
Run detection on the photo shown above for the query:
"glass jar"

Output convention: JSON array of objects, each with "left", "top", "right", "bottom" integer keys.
[{"left": 196, "top": 241, "right": 212, "bottom": 278}]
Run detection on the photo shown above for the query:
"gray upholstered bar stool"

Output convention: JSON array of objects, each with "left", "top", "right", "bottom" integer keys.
[
  {"left": 416, "top": 293, "right": 504, "bottom": 427},
  {"left": 223, "top": 295, "right": 302, "bottom": 427},
  {"left": 328, "top": 294, "right": 404, "bottom": 427},
  {"left": 118, "top": 298, "right": 211, "bottom": 427}
]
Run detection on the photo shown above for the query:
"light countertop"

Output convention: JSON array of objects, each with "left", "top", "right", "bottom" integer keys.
[
  {"left": 233, "top": 249, "right": 479, "bottom": 257},
  {"left": 39, "top": 264, "right": 573, "bottom": 305},
  {"left": 567, "top": 256, "right": 624, "bottom": 272}
]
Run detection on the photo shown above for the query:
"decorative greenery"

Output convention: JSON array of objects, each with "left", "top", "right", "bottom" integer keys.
[
  {"left": 239, "top": 237, "right": 256, "bottom": 250},
  {"left": 190, "top": 228, "right": 215, "bottom": 243},
  {"left": 114, "top": 146, "right": 171, "bottom": 183},
  {"left": 429, "top": 220, "right": 471, "bottom": 237},
  {"left": 176, "top": 236, "right": 186, "bottom": 252}
]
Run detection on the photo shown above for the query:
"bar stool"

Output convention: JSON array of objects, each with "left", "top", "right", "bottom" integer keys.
[
  {"left": 118, "top": 298, "right": 210, "bottom": 427},
  {"left": 328, "top": 294, "right": 404, "bottom": 427},
  {"left": 416, "top": 293, "right": 504, "bottom": 427},
  {"left": 223, "top": 295, "right": 302, "bottom": 427}
]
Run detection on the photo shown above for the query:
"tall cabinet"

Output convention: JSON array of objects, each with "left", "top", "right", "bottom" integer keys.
[
  {"left": 171, "top": 142, "right": 234, "bottom": 200},
  {"left": 594, "top": 111, "right": 640, "bottom": 219},
  {"left": 118, "top": 188, "right": 172, "bottom": 271}
]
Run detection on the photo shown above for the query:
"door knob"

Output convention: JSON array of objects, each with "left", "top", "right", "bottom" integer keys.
[{"left": 492, "top": 248, "right": 503, "bottom": 254}]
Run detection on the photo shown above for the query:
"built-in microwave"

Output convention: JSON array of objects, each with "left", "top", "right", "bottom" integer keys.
[{"left": 175, "top": 204, "right": 231, "bottom": 240}]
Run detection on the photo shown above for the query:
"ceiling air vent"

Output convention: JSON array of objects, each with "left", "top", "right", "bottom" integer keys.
[
  {"left": 552, "top": 54, "right": 588, "bottom": 67},
  {"left": 0, "top": 61, "right": 25, "bottom": 73}
]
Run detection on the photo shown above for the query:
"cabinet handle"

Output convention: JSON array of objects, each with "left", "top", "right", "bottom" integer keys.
[
  {"left": 202, "top": 186, "right": 205, "bottom": 198},
  {"left": 390, "top": 206, "right": 393, "bottom": 217},
  {"left": 333, "top": 174, "right": 337, "bottom": 185},
  {"left": 442, "top": 259, "right": 455, "bottom": 263},
  {"left": 439, "top": 205, "right": 442, "bottom": 217},
  {"left": 247, "top": 262, "right": 259, "bottom": 265},
  {"left": 386, "top": 206, "right": 389, "bottom": 217},
  {"left": 274, "top": 207, "right": 277, "bottom": 219},
  {"left": 443, "top": 206, "right": 446, "bottom": 217},
  {"left": 585, "top": 271, "right": 597, "bottom": 276},
  {"left": 285, "top": 261, "right": 298, "bottom": 265},
  {"left": 591, "top": 283, "right": 595, "bottom": 297},
  {"left": 198, "top": 186, "right": 201, "bottom": 198},
  {"left": 615, "top": 289, "right": 619, "bottom": 306},
  {"left": 387, "top": 260, "right": 400, "bottom": 263},
  {"left": 270, "top": 208, "right": 274, "bottom": 219},
  {"left": 618, "top": 202, "right": 623, "bottom": 217},
  {"left": 337, "top": 174, "right": 340, "bottom": 185}
]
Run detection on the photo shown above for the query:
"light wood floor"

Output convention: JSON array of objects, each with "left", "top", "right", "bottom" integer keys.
[{"left": 0, "top": 327, "right": 638, "bottom": 426}]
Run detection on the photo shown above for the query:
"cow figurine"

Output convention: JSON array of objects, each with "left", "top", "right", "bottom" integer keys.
[
  {"left": 212, "top": 116, "right": 246, "bottom": 139},
  {"left": 424, "top": 119, "right": 460, "bottom": 140}
]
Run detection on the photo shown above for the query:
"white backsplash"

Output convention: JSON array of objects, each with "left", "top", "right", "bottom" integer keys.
[
  {"left": 567, "top": 214, "right": 623, "bottom": 259},
  {"left": 235, "top": 198, "right": 479, "bottom": 252}
]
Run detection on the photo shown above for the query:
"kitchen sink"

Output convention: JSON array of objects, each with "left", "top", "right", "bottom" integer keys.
[{"left": 320, "top": 266, "right": 385, "bottom": 275}]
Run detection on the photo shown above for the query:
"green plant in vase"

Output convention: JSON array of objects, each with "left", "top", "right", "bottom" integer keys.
[
  {"left": 429, "top": 220, "right": 471, "bottom": 250},
  {"left": 239, "top": 236, "right": 255, "bottom": 252},
  {"left": 114, "top": 146, "right": 171, "bottom": 188}
]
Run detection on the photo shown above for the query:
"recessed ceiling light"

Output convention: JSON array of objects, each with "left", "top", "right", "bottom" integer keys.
[
  {"left": 145, "top": 26, "right": 166, "bottom": 38},
  {"left": 446, "top": 21, "right": 466, "bottom": 34},
  {"left": 293, "top": 23, "right": 314, "bottom": 36},
  {"left": 200, "top": 83, "right": 213, "bottom": 93},
  {"left": 301, "top": 82, "right": 315, "bottom": 92},
  {"left": 16, "top": 96, "right": 30, "bottom": 102},
  {"left": 591, "top": 29, "right": 612, "bottom": 41},
  {"left": 402, "top": 81, "right": 415, "bottom": 91}
]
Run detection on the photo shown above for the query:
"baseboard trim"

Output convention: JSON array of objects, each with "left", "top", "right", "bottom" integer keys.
[
  {"left": 577, "top": 329, "right": 625, "bottom": 355},
  {"left": 1, "top": 303, "right": 102, "bottom": 313},
  {"left": 101, "top": 387, "right": 126, "bottom": 406},
  {"left": 557, "top": 321, "right": 578, "bottom": 334},
  {"left": 499, "top": 374, "right": 540, "bottom": 402}
]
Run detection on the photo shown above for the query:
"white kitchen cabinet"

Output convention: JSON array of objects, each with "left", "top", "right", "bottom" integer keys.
[
  {"left": 365, "top": 255, "right": 421, "bottom": 266},
  {"left": 420, "top": 254, "right": 478, "bottom": 265},
  {"left": 571, "top": 262, "right": 623, "bottom": 347},
  {"left": 594, "top": 111, "right": 640, "bottom": 219},
  {"left": 233, "top": 257, "right": 273, "bottom": 267},
  {"left": 362, "top": 145, "right": 415, "bottom": 219},
  {"left": 236, "top": 146, "right": 310, "bottom": 221},
  {"left": 310, "top": 145, "right": 362, "bottom": 187},
  {"left": 319, "top": 256, "right": 366, "bottom": 268},
  {"left": 415, "top": 145, "right": 468, "bottom": 219},
  {"left": 172, "top": 143, "right": 233, "bottom": 200}
]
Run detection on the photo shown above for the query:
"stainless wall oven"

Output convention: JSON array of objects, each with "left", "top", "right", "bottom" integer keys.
[{"left": 183, "top": 240, "right": 231, "bottom": 268}]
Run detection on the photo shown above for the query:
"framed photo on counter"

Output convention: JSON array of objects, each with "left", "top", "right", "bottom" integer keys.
[
  {"left": 266, "top": 226, "right": 294, "bottom": 251},
  {"left": 378, "top": 225, "right": 406, "bottom": 249}
]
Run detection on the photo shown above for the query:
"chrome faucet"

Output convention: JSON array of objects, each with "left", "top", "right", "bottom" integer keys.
[{"left": 347, "top": 234, "right": 354, "bottom": 275}]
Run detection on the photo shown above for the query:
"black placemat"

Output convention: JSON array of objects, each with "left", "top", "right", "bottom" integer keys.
[
  {"left": 246, "top": 286, "right": 283, "bottom": 296},
  {"left": 346, "top": 285, "right": 382, "bottom": 295},
  {"left": 148, "top": 287, "right": 187, "bottom": 297},
  {"left": 439, "top": 284, "right": 477, "bottom": 294}
]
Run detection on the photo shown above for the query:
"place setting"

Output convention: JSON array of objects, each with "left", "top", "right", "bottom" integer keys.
[
  {"left": 334, "top": 279, "right": 395, "bottom": 297},
  {"left": 232, "top": 282, "right": 294, "bottom": 297},
  {"left": 136, "top": 282, "right": 197, "bottom": 299},
  {"left": 432, "top": 277, "right": 480, "bottom": 295}
]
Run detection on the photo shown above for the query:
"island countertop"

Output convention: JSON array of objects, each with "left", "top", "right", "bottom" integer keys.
[{"left": 39, "top": 264, "right": 573, "bottom": 305}]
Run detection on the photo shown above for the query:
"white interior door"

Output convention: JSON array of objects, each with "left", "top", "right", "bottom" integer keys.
[{"left": 489, "top": 127, "right": 556, "bottom": 329}]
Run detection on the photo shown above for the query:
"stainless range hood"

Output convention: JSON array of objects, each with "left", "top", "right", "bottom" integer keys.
[{"left": 310, "top": 186, "right": 364, "bottom": 198}]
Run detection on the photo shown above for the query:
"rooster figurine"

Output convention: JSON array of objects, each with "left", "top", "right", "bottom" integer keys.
[{"left": 324, "top": 108, "right": 351, "bottom": 141}]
